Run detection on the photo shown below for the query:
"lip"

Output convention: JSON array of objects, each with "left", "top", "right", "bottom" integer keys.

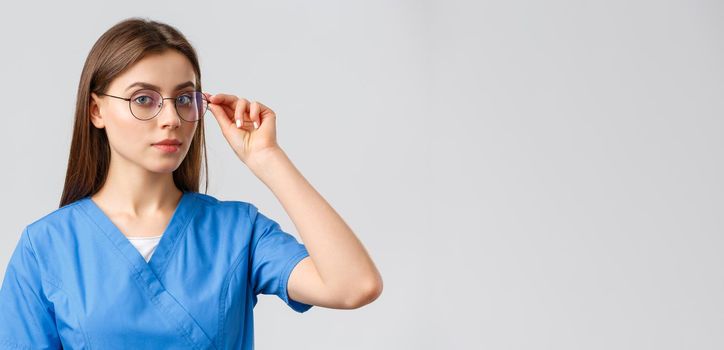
[
  {"left": 152, "top": 138, "right": 182, "bottom": 146},
  {"left": 153, "top": 144, "right": 180, "bottom": 153}
]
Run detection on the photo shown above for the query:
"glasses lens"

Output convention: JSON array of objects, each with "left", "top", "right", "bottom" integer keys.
[
  {"left": 176, "top": 91, "right": 208, "bottom": 122},
  {"left": 129, "top": 89, "right": 162, "bottom": 120}
]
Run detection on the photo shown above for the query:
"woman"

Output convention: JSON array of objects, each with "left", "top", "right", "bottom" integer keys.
[{"left": 0, "top": 17, "right": 382, "bottom": 349}]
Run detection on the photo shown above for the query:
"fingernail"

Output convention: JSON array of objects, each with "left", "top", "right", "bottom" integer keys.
[
  {"left": 253, "top": 121, "right": 258, "bottom": 129},
  {"left": 236, "top": 119, "right": 241, "bottom": 128}
]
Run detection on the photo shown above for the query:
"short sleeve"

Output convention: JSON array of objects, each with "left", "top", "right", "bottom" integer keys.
[
  {"left": 0, "top": 227, "right": 61, "bottom": 349},
  {"left": 248, "top": 204, "right": 313, "bottom": 313}
]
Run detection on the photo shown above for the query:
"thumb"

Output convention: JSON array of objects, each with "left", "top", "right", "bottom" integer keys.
[{"left": 208, "top": 98, "right": 248, "bottom": 140}]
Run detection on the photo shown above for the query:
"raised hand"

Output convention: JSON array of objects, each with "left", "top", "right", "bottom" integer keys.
[{"left": 205, "top": 93, "right": 281, "bottom": 167}]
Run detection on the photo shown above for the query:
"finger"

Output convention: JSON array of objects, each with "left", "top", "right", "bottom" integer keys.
[
  {"left": 208, "top": 102, "right": 234, "bottom": 130},
  {"left": 209, "top": 93, "right": 256, "bottom": 129},
  {"left": 249, "top": 101, "right": 260, "bottom": 130},
  {"left": 234, "top": 98, "right": 250, "bottom": 129},
  {"left": 220, "top": 104, "right": 236, "bottom": 123},
  {"left": 208, "top": 93, "right": 237, "bottom": 121},
  {"left": 208, "top": 93, "right": 239, "bottom": 109},
  {"left": 253, "top": 101, "right": 275, "bottom": 130},
  {"left": 205, "top": 94, "right": 230, "bottom": 123},
  {"left": 206, "top": 93, "right": 255, "bottom": 138},
  {"left": 240, "top": 98, "right": 255, "bottom": 129},
  {"left": 209, "top": 102, "right": 249, "bottom": 140}
]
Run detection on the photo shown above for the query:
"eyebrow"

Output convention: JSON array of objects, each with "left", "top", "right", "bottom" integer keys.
[{"left": 125, "top": 81, "right": 196, "bottom": 92}]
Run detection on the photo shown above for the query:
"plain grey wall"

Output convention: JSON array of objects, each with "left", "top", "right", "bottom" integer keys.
[{"left": 1, "top": 0, "right": 722, "bottom": 349}]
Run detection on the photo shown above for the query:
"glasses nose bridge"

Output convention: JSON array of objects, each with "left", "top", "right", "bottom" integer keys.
[{"left": 157, "top": 96, "right": 181, "bottom": 120}]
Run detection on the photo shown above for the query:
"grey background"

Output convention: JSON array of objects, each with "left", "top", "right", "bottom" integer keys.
[{"left": 1, "top": 0, "right": 722, "bottom": 349}]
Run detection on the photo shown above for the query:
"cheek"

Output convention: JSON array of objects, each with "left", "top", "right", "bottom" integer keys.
[
  {"left": 104, "top": 115, "right": 149, "bottom": 151},
  {"left": 183, "top": 123, "right": 198, "bottom": 143}
]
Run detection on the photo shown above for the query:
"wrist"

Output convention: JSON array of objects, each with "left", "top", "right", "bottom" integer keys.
[{"left": 247, "top": 147, "right": 287, "bottom": 175}]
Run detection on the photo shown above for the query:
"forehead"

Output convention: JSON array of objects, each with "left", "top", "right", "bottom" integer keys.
[{"left": 110, "top": 50, "right": 197, "bottom": 93}]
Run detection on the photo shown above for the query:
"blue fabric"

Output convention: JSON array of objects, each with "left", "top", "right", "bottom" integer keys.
[{"left": 0, "top": 191, "right": 312, "bottom": 349}]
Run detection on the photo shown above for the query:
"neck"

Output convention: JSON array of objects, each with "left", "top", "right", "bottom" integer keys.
[{"left": 91, "top": 155, "right": 183, "bottom": 217}]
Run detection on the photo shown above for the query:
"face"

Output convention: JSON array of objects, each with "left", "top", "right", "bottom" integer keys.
[{"left": 89, "top": 50, "right": 199, "bottom": 174}]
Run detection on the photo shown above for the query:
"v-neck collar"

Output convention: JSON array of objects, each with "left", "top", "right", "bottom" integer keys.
[
  {"left": 77, "top": 191, "right": 199, "bottom": 277},
  {"left": 76, "top": 191, "right": 216, "bottom": 348}
]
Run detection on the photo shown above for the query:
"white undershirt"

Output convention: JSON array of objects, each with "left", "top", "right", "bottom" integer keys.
[{"left": 126, "top": 234, "right": 163, "bottom": 262}]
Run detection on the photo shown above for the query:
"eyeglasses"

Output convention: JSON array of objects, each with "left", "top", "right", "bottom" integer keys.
[{"left": 97, "top": 89, "right": 209, "bottom": 122}]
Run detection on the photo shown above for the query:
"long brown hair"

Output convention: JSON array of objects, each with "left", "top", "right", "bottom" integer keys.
[{"left": 59, "top": 17, "right": 208, "bottom": 208}]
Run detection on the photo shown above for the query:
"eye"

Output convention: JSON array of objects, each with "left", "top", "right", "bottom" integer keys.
[
  {"left": 133, "top": 95, "right": 155, "bottom": 106},
  {"left": 177, "top": 94, "right": 193, "bottom": 106}
]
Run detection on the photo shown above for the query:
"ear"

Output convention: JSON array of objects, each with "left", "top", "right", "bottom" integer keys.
[{"left": 89, "top": 92, "right": 105, "bottom": 129}]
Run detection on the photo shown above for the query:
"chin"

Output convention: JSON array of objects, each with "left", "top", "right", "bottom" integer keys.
[
  {"left": 149, "top": 167, "right": 178, "bottom": 174},
  {"left": 145, "top": 161, "right": 182, "bottom": 174}
]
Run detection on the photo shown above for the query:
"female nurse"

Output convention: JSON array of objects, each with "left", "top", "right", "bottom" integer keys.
[{"left": 0, "top": 17, "right": 382, "bottom": 349}]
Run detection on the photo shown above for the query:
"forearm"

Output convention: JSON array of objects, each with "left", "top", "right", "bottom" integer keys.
[{"left": 249, "top": 148, "right": 382, "bottom": 298}]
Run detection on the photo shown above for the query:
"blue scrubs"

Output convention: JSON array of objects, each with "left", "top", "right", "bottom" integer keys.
[{"left": 0, "top": 191, "right": 313, "bottom": 349}]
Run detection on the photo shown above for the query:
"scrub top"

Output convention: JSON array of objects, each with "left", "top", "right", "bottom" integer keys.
[{"left": 0, "top": 191, "right": 313, "bottom": 349}]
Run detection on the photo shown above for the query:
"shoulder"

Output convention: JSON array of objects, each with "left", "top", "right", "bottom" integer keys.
[
  {"left": 27, "top": 199, "right": 84, "bottom": 226},
  {"left": 15, "top": 199, "right": 88, "bottom": 271},
  {"left": 24, "top": 199, "right": 85, "bottom": 240},
  {"left": 186, "top": 192, "right": 256, "bottom": 212},
  {"left": 185, "top": 192, "right": 265, "bottom": 223}
]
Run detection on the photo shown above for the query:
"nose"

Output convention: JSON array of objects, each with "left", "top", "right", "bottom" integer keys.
[{"left": 157, "top": 98, "right": 181, "bottom": 129}]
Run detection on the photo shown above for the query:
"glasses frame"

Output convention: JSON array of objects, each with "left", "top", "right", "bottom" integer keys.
[{"left": 97, "top": 89, "right": 209, "bottom": 122}]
